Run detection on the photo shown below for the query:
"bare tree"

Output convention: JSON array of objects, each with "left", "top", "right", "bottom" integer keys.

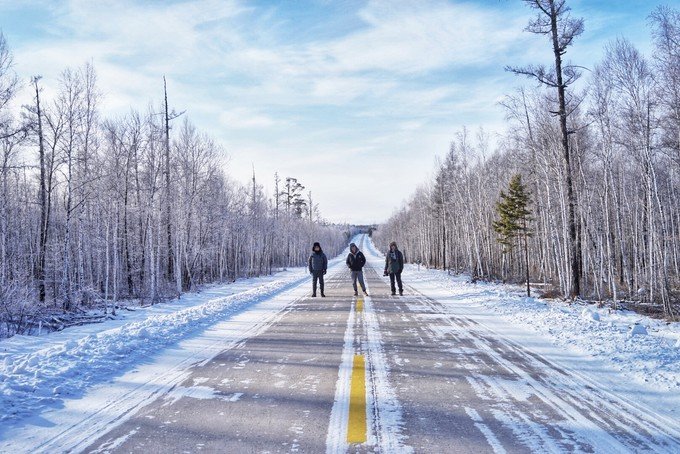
[
  {"left": 29, "top": 76, "right": 49, "bottom": 303},
  {"left": 162, "top": 76, "right": 184, "bottom": 285},
  {"left": 0, "top": 33, "right": 18, "bottom": 124},
  {"left": 0, "top": 59, "right": 354, "bottom": 336},
  {"left": 507, "top": 0, "right": 584, "bottom": 298}
]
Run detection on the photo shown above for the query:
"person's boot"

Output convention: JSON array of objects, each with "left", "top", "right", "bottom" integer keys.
[
  {"left": 354, "top": 291, "right": 358, "bottom": 296},
  {"left": 391, "top": 290, "right": 396, "bottom": 296},
  {"left": 312, "top": 293, "right": 317, "bottom": 297},
  {"left": 321, "top": 292, "right": 326, "bottom": 297},
  {"left": 363, "top": 290, "right": 369, "bottom": 296},
  {"left": 399, "top": 289, "right": 403, "bottom": 296}
]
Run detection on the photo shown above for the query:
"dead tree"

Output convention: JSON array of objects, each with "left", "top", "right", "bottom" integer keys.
[{"left": 507, "top": 0, "right": 584, "bottom": 298}]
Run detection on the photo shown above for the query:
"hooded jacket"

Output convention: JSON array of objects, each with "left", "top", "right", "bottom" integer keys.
[
  {"left": 384, "top": 242, "right": 404, "bottom": 274},
  {"left": 346, "top": 243, "right": 366, "bottom": 271},
  {"left": 309, "top": 242, "right": 328, "bottom": 273}
]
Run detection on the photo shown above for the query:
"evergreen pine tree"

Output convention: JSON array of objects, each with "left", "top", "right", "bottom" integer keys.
[{"left": 493, "top": 174, "right": 533, "bottom": 296}]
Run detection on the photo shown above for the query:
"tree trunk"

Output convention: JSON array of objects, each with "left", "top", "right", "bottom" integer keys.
[
  {"left": 549, "top": 2, "right": 581, "bottom": 298},
  {"left": 33, "top": 78, "right": 48, "bottom": 303}
]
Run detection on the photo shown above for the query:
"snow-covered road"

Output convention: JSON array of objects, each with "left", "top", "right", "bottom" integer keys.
[
  {"left": 1, "top": 234, "right": 680, "bottom": 452},
  {"left": 372, "top": 273, "right": 680, "bottom": 452}
]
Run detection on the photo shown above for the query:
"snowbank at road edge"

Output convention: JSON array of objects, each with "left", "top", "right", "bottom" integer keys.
[
  {"left": 0, "top": 270, "right": 309, "bottom": 425},
  {"left": 363, "top": 235, "right": 680, "bottom": 393}
]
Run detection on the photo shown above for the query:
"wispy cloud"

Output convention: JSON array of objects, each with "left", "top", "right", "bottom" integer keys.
[
  {"left": 219, "top": 107, "right": 280, "bottom": 129},
  {"left": 0, "top": 0, "right": 662, "bottom": 222},
  {"left": 319, "top": 0, "right": 526, "bottom": 74}
]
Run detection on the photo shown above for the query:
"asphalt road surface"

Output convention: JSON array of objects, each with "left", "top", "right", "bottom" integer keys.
[{"left": 75, "top": 239, "right": 680, "bottom": 453}]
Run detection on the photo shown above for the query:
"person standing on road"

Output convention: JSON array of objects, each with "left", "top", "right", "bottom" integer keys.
[
  {"left": 384, "top": 241, "right": 404, "bottom": 296},
  {"left": 346, "top": 242, "right": 368, "bottom": 297},
  {"left": 309, "top": 242, "right": 328, "bottom": 297}
]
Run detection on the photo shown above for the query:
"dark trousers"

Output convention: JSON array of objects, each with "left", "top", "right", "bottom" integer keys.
[
  {"left": 312, "top": 270, "right": 325, "bottom": 295},
  {"left": 389, "top": 272, "right": 403, "bottom": 293}
]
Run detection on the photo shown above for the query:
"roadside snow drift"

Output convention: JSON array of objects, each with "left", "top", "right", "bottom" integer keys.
[{"left": 0, "top": 269, "right": 309, "bottom": 424}]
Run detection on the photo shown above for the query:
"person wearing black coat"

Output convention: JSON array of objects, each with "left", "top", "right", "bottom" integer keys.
[
  {"left": 308, "top": 242, "right": 328, "bottom": 297},
  {"left": 346, "top": 242, "right": 368, "bottom": 296},
  {"left": 384, "top": 241, "right": 404, "bottom": 295}
]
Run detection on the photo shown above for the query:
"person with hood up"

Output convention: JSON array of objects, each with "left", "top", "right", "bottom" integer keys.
[
  {"left": 346, "top": 242, "right": 368, "bottom": 296},
  {"left": 308, "top": 242, "right": 328, "bottom": 297},
  {"left": 384, "top": 241, "right": 404, "bottom": 295}
]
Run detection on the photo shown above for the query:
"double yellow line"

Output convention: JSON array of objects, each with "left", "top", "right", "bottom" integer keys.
[{"left": 347, "top": 297, "right": 367, "bottom": 444}]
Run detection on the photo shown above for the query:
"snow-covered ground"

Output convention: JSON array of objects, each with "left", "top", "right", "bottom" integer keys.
[
  {"left": 0, "top": 271, "right": 298, "bottom": 423},
  {"left": 3, "top": 235, "right": 680, "bottom": 451},
  {"left": 0, "top": 250, "right": 343, "bottom": 451},
  {"left": 364, "top": 237, "right": 680, "bottom": 421}
]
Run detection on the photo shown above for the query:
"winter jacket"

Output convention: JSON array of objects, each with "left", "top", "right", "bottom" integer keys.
[
  {"left": 309, "top": 251, "right": 328, "bottom": 273},
  {"left": 346, "top": 251, "right": 366, "bottom": 271},
  {"left": 385, "top": 249, "right": 404, "bottom": 274}
]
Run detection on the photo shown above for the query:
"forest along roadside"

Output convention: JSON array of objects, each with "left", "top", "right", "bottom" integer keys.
[
  {"left": 81, "top": 265, "right": 354, "bottom": 453},
  {"left": 363, "top": 235, "right": 680, "bottom": 452}
]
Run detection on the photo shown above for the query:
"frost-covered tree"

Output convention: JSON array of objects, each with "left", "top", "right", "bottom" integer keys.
[
  {"left": 377, "top": 5, "right": 680, "bottom": 319},
  {"left": 0, "top": 54, "right": 347, "bottom": 337}
]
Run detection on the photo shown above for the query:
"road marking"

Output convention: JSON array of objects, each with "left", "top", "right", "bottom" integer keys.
[
  {"left": 347, "top": 354, "right": 367, "bottom": 444},
  {"left": 328, "top": 242, "right": 407, "bottom": 452},
  {"left": 326, "top": 293, "right": 356, "bottom": 453}
]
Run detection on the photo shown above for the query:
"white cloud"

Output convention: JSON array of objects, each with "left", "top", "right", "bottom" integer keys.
[
  {"left": 3, "top": 0, "right": 613, "bottom": 223},
  {"left": 310, "top": 75, "right": 397, "bottom": 104},
  {"left": 218, "top": 107, "right": 280, "bottom": 129},
  {"left": 315, "top": 0, "right": 528, "bottom": 75}
]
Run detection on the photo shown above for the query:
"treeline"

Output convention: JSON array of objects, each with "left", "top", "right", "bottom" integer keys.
[
  {"left": 375, "top": 4, "right": 680, "bottom": 317},
  {"left": 0, "top": 39, "right": 346, "bottom": 337}
]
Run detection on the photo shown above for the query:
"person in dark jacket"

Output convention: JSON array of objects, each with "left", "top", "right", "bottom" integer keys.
[
  {"left": 346, "top": 242, "right": 368, "bottom": 296},
  {"left": 308, "top": 242, "right": 328, "bottom": 297},
  {"left": 384, "top": 241, "right": 404, "bottom": 295}
]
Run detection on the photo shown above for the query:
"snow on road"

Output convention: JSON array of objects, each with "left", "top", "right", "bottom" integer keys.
[
  {"left": 2, "top": 233, "right": 680, "bottom": 452},
  {"left": 0, "top": 258, "right": 348, "bottom": 451},
  {"left": 364, "top": 236, "right": 680, "bottom": 424},
  {"left": 325, "top": 282, "right": 357, "bottom": 454},
  {"left": 0, "top": 271, "right": 303, "bottom": 423},
  {"left": 362, "top": 292, "right": 410, "bottom": 452},
  {"left": 326, "top": 233, "right": 409, "bottom": 453}
]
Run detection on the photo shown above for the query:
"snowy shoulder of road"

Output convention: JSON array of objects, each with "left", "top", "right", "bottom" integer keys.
[
  {"left": 0, "top": 266, "right": 317, "bottom": 428},
  {"left": 363, "top": 237, "right": 680, "bottom": 419}
]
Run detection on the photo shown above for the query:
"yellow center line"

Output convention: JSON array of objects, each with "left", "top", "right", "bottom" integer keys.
[
  {"left": 347, "top": 354, "right": 367, "bottom": 444},
  {"left": 356, "top": 297, "right": 363, "bottom": 313}
]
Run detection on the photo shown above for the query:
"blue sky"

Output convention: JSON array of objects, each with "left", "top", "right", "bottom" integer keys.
[{"left": 0, "top": 0, "right": 668, "bottom": 223}]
